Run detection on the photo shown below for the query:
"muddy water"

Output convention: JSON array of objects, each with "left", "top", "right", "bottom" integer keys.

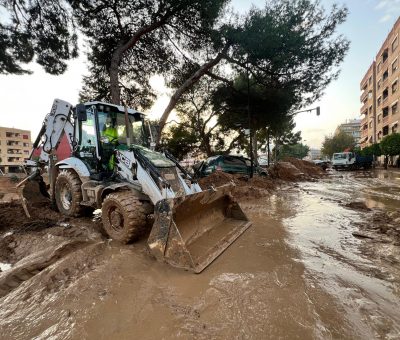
[{"left": 1, "top": 170, "right": 400, "bottom": 339}]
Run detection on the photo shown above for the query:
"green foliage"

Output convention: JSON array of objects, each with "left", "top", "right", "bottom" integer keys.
[
  {"left": 360, "top": 143, "right": 381, "bottom": 157},
  {"left": 278, "top": 143, "right": 309, "bottom": 160},
  {"left": 321, "top": 132, "right": 356, "bottom": 157},
  {"left": 380, "top": 133, "right": 400, "bottom": 156},
  {"left": 76, "top": 0, "right": 228, "bottom": 106},
  {"left": 9, "top": 174, "right": 19, "bottom": 183},
  {"left": 163, "top": 124, "right": 198, "bottom": 160},
  {"left": 162, "top": 78, "right": 245, "bottom": 159},
  {"left": 1, "top": 1, "right": 78, "bottom": 75}
]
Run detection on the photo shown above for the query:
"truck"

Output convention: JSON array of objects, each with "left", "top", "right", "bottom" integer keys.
[
  {"left": 17, "top": 99, "right": 252, "bottom": 273},
  {"left": 331, "top": 152, "right": 373, "bottom": 170}
]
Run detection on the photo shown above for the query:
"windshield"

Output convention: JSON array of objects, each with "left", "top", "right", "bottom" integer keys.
[
  {"left": 133, "top": 145, "right": 175, "bottom": 168},
  {"left": 98, "top": 110, "right": 145, "bottom": 146},
  {"left": 333, "top": 153, "right": 347, "bottom": 160}
]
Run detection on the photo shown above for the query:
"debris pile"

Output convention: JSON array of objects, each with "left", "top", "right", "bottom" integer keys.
[
  {"left": 269, "top": 158, "right": 324, "bottom": 181},
  {"left": 349, "top": 206, "right": 400, "bottom": 245},
  {"left": 198, "top": 172, "right": 276, "bottom": 199}
]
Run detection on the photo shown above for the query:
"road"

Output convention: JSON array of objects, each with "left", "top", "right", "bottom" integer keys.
[{"left": 0, "top": 170, "right": 399, "bottom": 339}]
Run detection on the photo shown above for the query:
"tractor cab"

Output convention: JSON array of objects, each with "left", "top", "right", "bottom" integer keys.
[{"left": 74, "top": 102, "right": 148, "bottom": 173}]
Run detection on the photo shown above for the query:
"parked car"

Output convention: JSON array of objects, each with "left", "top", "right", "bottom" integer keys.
[
  {"left": 313, "top": 159, "right": 330, "bottom": 170},
  {"left": 194, "top": 155, "right": 268, "bottom": 178}
]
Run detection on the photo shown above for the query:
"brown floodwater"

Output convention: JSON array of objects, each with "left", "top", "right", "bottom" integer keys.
[{"left": 1, "top": 169, "right": 400, "bottom": 339}]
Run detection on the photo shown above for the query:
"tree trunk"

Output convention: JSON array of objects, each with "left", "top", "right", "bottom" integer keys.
[
  {"left": 110, "top": 46, "right": 123, "bottom": 104},
  {"left": 252, "top": 130, "right": 258, "bottom": 166},
  {"left": 156, "top": 43, "right": 230, "bottom": 145},
  {"left": 267, "top": 128, "right": 270, "bottom": 166},
  {"left": 108, "top": 12, "right": 175, "bottom": 104}
]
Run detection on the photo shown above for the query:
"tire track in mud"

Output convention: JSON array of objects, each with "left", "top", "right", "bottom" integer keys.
[{"left": 0, "top": 240, "right": 96, "bottom": 298}]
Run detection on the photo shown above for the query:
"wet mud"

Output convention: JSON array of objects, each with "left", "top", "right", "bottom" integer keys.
[{"left": 0, "top": 168, "right": 400, "bottom": 339}]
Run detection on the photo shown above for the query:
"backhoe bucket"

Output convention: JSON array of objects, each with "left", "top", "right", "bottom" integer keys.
[
  {"left": 17, "top": 172, "right": 50, "bottom": 217},
  {"left": 148, "top": 183, "right": 251, "bottom": 273}
]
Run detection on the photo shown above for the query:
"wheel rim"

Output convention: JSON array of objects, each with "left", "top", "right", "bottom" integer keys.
[
  {"left": 109, "top": 208, "right": 124, "bottom": 232},
  {"left": 60, "top": 182, "right": 72, "bottom": 210}
]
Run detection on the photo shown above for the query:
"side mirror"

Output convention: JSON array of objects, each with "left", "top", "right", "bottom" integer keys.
[{"left": 75, "top": 104, "right": 87, "bottom": 121}]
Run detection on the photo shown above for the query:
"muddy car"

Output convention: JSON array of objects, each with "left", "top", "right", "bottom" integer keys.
[
  {"left": 313, "top": 159, "right": 330, "bottom": 170},
  {"left": 194, "top": 155, "right": 267, "bottom": 178}
]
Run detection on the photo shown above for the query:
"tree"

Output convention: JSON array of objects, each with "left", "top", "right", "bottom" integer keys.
[
  {"left": 1, "top": 0, "right": 78, "bottom": 74},
  {"left": 163, "top": 78, "right": 245, "bottom": 159},
  {"left": 360, "top": 143, "right": 381, "bottom": 157},
  {"left": 157, "top": 0, "right": 349, "bottom": 139},
  {"left": 75, "top": 0, "right": 228, "bottom": 106},
  {"left": 321, "top": 132, "right": 356, "bottom": 158},
  {"left": 380, "top": 133, "right": 400, "bottom": 168},
  {"left": 277, "top": 143, "right": 309, "bottom": 160}
]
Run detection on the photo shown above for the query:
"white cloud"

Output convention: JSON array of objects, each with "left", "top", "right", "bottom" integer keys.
[{"left": 375, "top": 0, "right": 400, "bottom": 22}]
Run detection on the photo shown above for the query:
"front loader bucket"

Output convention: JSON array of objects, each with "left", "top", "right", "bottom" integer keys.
[{"left": 148, "top": 183, "right": 252, "bottom": 273}]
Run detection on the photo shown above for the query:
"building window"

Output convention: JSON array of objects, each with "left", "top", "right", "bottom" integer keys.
[
  {"left": 6, "top": 132, "right": 12, "bottom": 138},
  {"left": 22, "top": 134, "right": 29, "bottom": 140},
  {"left": 369, "top": 76, "right": 372, "bottom": 85},
  {"left": 378, "top": 79, "right": 382, "bottom": 89},
  {"left": 24, "top": 150, "right": 29, "bottom": 155},
  {"left": 378, "top": 113, "right": 382, "bottom": 123},
  {"left": 383, "top": 88, "right": 389, "bottom": 101},
  {"left": 378, "top": 96, "right": 382, "bottom": 106},
  {"left": 369, "top": 106, "right": 372, "bottom": 115},
  {"left": 383, "top": 69, "right": 389, "bottom": 81},
  {"left": 393, "top": 80, "right": 398, "bottom": 94},
  {"left": 378, "top": 62, "right": 382, "bottom": 72},
  {"left": 23, "top": 142, "right": 29, "bottom": 147},
  {"left": 393, "top": 36, "right": 399, "bottom": 52},
  {"left": 382, "top": 48, "right": 389, "bottom": 63},
  {"left": 392, "top": 123, "right": 398, "bottom": 133},
  {"left": 383, "top": 106, "right": 389, "bottom": 117},
  {"left": 369, "top": 121, "right": 372, "bottom": 128},
  {"left": 393, "top": 58, "right": 398, "bottom": 73},
  {"left": 383, "top": 125, "right": 389, "bottom": 136},
  {"left": 393, "top": 102, "right": 398, "bottom": 115}
]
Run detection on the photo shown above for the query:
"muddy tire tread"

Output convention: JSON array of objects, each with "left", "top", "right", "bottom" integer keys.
[
  {"left": 55, "top": 170, "right": 84, "bottom": 217},
  {"left": 102, "top": 191, "right": 147, "bottom": 244}
]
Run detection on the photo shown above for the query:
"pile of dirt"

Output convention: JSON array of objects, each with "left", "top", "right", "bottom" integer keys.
[
  {"left": 0, "top": 201, "right": 61, "bottom": 232},
  {"left": 268, "top": 162, "right": 305, "bottom": 181},
  {"left": 283, "top": 157, "right": 325, "bottom": 177},
  {"left": 269, "top": 158, "right": 325, "bottom": 181},
  {"left": 198, "top": 172, "right": 276, "bottom": 200}
]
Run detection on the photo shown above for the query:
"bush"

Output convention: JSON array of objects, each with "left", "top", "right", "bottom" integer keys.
[
  {"left": 9, "top": 175, "right": 20, "bottom": 183},
  {"left": 380, "top": 133, "right": 400, "bottom": 157}
]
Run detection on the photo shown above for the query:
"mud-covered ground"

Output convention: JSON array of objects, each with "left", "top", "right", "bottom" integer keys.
[{"left": 1, "top": 166, "right": 400, "bottom": 339}]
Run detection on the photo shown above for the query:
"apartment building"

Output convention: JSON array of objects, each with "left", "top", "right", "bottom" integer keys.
[
  {"left": 334, "top": 119, "right": 361, "bottom": 141},
  {"left": 0, "top": 127, "right": 32, "bottom": 173},
  {"left": 360, "top": 17, "right": 400, "bottom": 148}
]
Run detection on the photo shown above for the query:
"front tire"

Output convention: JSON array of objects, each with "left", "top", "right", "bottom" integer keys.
[
  {"left": 101, "top": 191, "right": 147, "bottom": 243},
  {"left": 55, "top": 170, "right": 84, "bottom": 217}
]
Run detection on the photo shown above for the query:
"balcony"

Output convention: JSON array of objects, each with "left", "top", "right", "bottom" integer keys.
[{"left": 360, "top": 90, "right": 368, "bottom": 102}]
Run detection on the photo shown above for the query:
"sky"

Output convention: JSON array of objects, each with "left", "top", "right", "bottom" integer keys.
[{"left": 0, "top": 0, "right": 399, "bottom": 149}]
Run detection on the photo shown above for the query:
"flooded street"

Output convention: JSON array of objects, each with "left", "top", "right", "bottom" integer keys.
[{"left": 1, "top": 169, "right": 400, "bottom": 339}]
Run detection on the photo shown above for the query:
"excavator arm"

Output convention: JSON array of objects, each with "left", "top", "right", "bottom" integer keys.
[{"left": 17, "top": 99, "right": 76, "bottom": 216}]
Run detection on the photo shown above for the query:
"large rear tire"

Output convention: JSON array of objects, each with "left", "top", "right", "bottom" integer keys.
[
  {"left": 101, "top": 191, "right": 147, "bottom": 244},
  {"left": 55, "top": 170, "right": 84, "bottom": 217}
]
